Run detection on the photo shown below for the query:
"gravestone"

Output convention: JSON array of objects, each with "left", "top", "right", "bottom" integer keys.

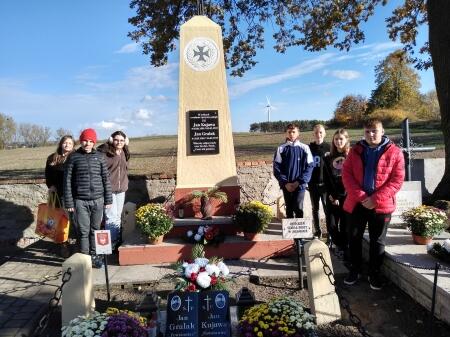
[
  {"left": 391, "top": 181, "right": 422, "bottom": 225},
  {"left": 175, "top": 16, "right": 239, "bottom": 217},
  {"left": 166, "top": 291, "right": 230, "bottom": 337}
]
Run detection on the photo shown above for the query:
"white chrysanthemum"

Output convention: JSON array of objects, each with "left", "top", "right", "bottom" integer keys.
[
  {"left": 198, "top": 226, "right": 205, "bottom": 234},
  {"left": 187, "top": 230, "right": 193, "bottom": 237},
  {"left": 217, "top": 261, "right": 229, "bottom": 276},
  {"left": 443, "top": 239, "right": 450, "bottom": 253},
  {"left": 196, "top": 271, "right": 212, "bottom": 288},
  {"left": 184, "top": 263, "right": 200, "bottom": 278},
  {"left": 195, "top": 257, "right": 209, "bottom": 267},
  {"left": 182, "top": 262, "right": 189, "bottom": 268},
  {"left": 194, "top": 234, "right": 202, "bottom": 241},
  {"left": 205, "top": 264, "right": 221, "bottom": 276}
]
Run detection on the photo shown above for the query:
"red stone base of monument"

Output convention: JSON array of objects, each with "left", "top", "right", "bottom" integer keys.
[
  {"left": 118, "top": 234, "right": 294, "bottom": 265},
  {"left": 174, "top": 185, "right": 240, "bottom": 218}
]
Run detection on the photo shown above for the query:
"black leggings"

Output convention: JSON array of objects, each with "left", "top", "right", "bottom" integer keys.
[{"left": 309, "top": 184, "right": 327, "bottom": 233}]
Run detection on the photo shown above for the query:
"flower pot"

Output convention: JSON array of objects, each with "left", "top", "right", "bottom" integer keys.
[
  {"left": 243, "top": 232, "right": 260, "bottom": 241},
  {"left": 412, "top": 234, "right": 432, "bottom": 245},
  {"left": 148, "top": 235, "right": 164, "bottom": 245}
]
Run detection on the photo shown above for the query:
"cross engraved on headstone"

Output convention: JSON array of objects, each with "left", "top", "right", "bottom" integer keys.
[
  {"left": 203, "top": 294, "right": 212, "bottom": 311},
  {"left": 194, "top": 45, "right": 210, "bottom": 62},
  {"left": 184, "top": 296, "right": 193, "bottom": 312}
]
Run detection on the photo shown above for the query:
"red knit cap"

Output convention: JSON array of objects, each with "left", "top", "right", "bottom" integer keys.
[{"left": 79, "top": 128, "right": 97, "bottom": 143}]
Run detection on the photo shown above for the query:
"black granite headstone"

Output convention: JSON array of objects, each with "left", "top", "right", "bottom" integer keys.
[
  {"left": 198, "top": 291, "right": 230, "bottom": 337},
  {"left": 189, "top": 110, "right": 219, "bottom": 155},
  {"left": 166, "top": 292, "right": 199, "bottom": 337}
]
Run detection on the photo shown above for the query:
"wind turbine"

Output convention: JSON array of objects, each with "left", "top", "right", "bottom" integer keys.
[{"left": 265, "top": 96, "right": 274, "bottom": 123}]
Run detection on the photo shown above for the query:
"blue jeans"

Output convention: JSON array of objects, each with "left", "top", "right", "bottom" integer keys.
[
  {"left": 104, "top": 192, "right": 125, "bottom": 246},
  {"left": 73, "top": 198, "right": 104, "bottom": 255}
]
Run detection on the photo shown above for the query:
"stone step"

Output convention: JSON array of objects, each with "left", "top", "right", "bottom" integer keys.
[{"left": 118, "top": 231, "right": 294, "bottom": 265}]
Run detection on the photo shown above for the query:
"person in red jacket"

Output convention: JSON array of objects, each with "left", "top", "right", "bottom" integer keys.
[{"left": 342, "top": 118, "right": 404, "bottom": 290}]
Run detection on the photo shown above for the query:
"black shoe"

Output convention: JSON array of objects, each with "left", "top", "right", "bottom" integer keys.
[
  {"left": 368, "top": 274, "right": 383, "bottom": 290},
  {"left": 344, "top": 271, "right": 360, "bottom": 285}
]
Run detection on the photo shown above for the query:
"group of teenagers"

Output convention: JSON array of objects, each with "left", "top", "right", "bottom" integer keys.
[
  {"left": 45, "top": 128, "right": 130, "bottom": 268},
  {"left": 44, "top": 118, "right": 405, "bottom": 286},
  {"left": 273, "top": 118, "right": 405, "bottom": 290}
]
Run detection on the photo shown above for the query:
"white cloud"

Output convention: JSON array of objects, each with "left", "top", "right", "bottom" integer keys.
[
  {"left": 325, "top": 69, "right": 361, "bottom": 80},
  {"left": 141, "top": 94, "right": 170, "bottom": 102},
  {"left": 96, "top": 120, "right": 126, "bottom": 130},
  {"left": 114, "top": 42, "right": 139, "bottom": 54},
  {"left": 133, "top": 108, "right": 152, "bottom": 120},
  {"left": 229, "top": 54, "right": 335, "bottom": 97}
]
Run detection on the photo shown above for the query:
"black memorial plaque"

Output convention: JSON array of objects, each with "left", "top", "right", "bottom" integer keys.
[
  {"left": 189, "top": 110, "right": 219, "bottom": 155},
  {"left": 199, "top": 291, "right": 230, "bottom": 337},
  {"left": 166, "top": 292, "right": 199, "bottom": 337}
]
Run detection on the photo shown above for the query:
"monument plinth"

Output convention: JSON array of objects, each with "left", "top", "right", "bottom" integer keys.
[{"left": 175, "top": 16, "right": 239, "bottom": 217}]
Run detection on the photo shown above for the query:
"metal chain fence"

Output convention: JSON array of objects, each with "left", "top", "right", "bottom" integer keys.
[
  {"left": 33, "top": 267, "right": 72, "bottom": 337},
  {"left": 318, "top": 252, "right": 373, "bottom": 337}
]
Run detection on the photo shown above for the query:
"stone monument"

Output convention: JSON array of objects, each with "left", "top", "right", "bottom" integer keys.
[{"left": 175, "top": 16, "right": 239, "bottom": 216}]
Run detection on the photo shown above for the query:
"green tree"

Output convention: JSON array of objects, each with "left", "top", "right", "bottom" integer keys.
[
  {"left": 334, "top": 94, "right": 367, "bottom": 126},
  {"left": 128, "top": 0, "right": 450, "bottom": 200},
  {"left": 0, "top": 113, "right": 16, "bottom": 149},
  {"left": 368, "top": 50, "right": 421, "bottom": 113}
]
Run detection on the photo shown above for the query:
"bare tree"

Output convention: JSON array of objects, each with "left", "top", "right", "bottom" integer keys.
[
  {"left": 55, "top": 127, "right": 73, "bottom": 140},
  {"left": 18, "top": 123, "right": 52, "bottom": 147}
]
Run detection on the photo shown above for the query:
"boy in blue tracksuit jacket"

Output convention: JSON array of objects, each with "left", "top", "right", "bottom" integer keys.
[{"left": 274, "top": 123, "right": 314, "bottom": 218}]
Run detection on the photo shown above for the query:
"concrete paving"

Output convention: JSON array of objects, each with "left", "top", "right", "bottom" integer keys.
[{"left": 1, "top": 228, "right": 450, "bottom": 336}]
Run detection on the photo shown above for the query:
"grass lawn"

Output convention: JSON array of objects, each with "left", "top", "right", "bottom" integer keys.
[{"left": 0, "top": 127, "right": 444, "bottom": 180}]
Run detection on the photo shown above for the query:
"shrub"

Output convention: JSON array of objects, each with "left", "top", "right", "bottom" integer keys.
[
  {"left": 368, "top": 108, "right": 408, "bottom": 127},
  {"left": 234, "top": 201, "right": 273, "bottom": 233},
  {"left": 135, "top": 203, "right": 173, "bottom": 239}
]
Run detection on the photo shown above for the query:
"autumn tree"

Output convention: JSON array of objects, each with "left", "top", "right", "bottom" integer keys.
[
  {"left": 368, "top": 50, "right": 422, "bottom": 114},
  {"left": 0, "top": 113, "right": 16, "bottom": 149},
  {"left": 128, "top": 0, "right": 450, "bottom": 200},
  {"left": 334, "top": 94, "right": 367, "bottom": 126},
  {"left": 419, "top": 90, "right": 440, "bottom": 120}
]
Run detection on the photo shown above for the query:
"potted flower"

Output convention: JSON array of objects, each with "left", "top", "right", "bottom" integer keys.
[
  {"left": 401, "top": 205, "right": 448, "bottom": 244},
  {"left": 173, "top": 244, "right": 230, "bottom": 292},
  {"left": 238, "top": 297, "right": 316, "bottom": 337},
  {"left": 186, "top": 187, "right": 228, "bottom": 219},
  {"left": 136, "top": 203, "right": 173, "bottom": 244},
  {"left": 433, "top": 199, "right": 450, "bottom": 228},
  {"left": 233, "top": 201, "right": 273, "bottom": 240}
]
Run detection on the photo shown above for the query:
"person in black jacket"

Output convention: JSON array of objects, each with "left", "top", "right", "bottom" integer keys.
[
  {"left": 308, "top": 124, "right": 330, "bottom": 237},
  {"left": 45, "top": 135, "right": 75, "bottom": 206},
  {"left": 45, "top": 135, "right": 75, "bottom": 257},
  {"left": 323, "top": 128, "right": 350, "bottom": 259},
  {"left": 64, "top": 128, "right": 112, "bottom": 268}
]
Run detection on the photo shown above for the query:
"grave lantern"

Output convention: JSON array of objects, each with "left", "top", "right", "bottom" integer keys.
[{"left": 235, "top": 287, "right": 256, "bottom": 320}]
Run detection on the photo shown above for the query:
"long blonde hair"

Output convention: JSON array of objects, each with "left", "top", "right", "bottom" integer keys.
[{"left": 330, "top": 128, "right": 350, "bottom": 156}]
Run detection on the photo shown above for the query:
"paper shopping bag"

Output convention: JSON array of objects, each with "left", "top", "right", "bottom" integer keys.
[{"left": 35, "top": 193, "right": 70, "bottom": 243}]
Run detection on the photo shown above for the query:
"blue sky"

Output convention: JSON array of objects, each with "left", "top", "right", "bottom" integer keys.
[{"left": 0, "top": 1, "right": 435, "bottom": 139}]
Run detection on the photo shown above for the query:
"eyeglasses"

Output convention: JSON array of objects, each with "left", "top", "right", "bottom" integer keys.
[{"left": 113, "top": 139, "right": 125, "bottom": 142}]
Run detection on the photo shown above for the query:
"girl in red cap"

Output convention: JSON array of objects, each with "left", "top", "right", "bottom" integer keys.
[{"left": 64, "top": 128, "right": 112, "bottom": 268}]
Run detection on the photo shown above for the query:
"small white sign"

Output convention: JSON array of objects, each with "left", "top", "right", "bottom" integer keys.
[
  {"left": 391, "top": 181, "right": 422, "bottom": 225},
  {"left": 95, "top": 230, "right": 112, "bottom": 255},
  {"left": 282, "top": 218, "right": 313, "bottom": 239}
]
